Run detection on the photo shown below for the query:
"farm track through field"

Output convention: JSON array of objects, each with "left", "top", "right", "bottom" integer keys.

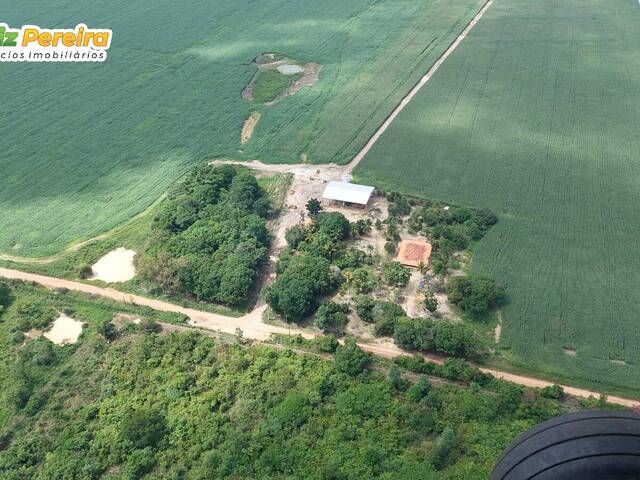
[
  {"left": 1, "top": 266, "right": 638, "bottom": 409},
  {"left": 347, "top": 0, "right": 494, "bottom": 173}
]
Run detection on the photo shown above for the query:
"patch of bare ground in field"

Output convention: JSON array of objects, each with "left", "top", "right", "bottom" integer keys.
[{"left": 241, "top": 112, "right": 261, "bottom": 144}]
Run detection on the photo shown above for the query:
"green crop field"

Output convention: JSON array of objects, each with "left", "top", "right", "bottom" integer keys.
[
  {"left": 356, "top": 0, "right": 640, "bottom": 394},
  {"left": 0, "top": 0, "right": 484, "bottom": 256}
]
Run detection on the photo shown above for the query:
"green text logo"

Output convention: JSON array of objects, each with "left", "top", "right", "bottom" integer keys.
[{"left": 0, "top": 25, "right": 19, "bottom": 47}]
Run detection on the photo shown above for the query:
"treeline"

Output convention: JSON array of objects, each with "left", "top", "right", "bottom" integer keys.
[
  {"left": 354, "top": 294, "right": 486, "bottom": 360},
  {"left": 137, "top": 165, "right": 270, "bottom": 306}
]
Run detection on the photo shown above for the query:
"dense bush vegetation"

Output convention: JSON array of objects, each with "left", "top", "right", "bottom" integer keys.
[
  {"left": 354, "top": 296, "right": 406, "bottom": 337},
  {"left": 394, "top": 317, "right": 483, "bottom": 359},
  {"left": 264, "top": 254, "right": 338, "bottom": 322},
  {"left": 446, "top": 274, "right": 506, "bottom": 318},
  {"left": 137, "top": 165, "right": 270, "bottom": 306},
  {"left": 0, "top": 281, "right": 594, "bottom": 479},
  {"left": 403, "top": 200, "right": 497, "bottom": 275},
  {"left": 314, "top": 301, "right": 350, "bottom": 335},
  {"left": 265, "top": 210, "right": 353, "bottom": 322}
]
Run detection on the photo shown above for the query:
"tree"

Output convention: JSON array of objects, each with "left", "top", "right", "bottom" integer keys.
[
  {"left": 384, "top": 241, "right": 397, "bottom": 256},
  {"left": 315, "top": 302, "right": 349, "bottom": 336},
  {"left": 354, "top": 295, "right": 376, "bottom": 323},
  {"left": 316, "top": 212, "right": 351, "bottom": 241},
  {"left": 382, "top": 261, "right": 410, "bottom": 287},
  {"left": 124, "top": 447, "right": 156, "bottom": 479},
  {"left": 0, "top": 281, "right": 11, "bottom": 315},
  {"left": 446, "top": 274, "right": 506, "bottom": 317},
  {"left": 350, "top": 268, "right": 377, "bottom": 294},
  {"left": 98, "top": 320, "right": 117, "bottom": 341},
  {"left": 540, "top": 384, "right": 565, "bottom": 400},
  {"left": 121, "top": 409, "right": 167, "bottom": 449},
  {"left": 424, "top": 291, "right": 438, "bottom": 313},
  {"left": 350, "top": 218, "right": 372, "bottom": 236},
  {"left": 139, "top": 319, "right": 162, "bottom": 334},
  {"left": 431, "top": 427, "right": 458, "bottom": 470},
  {"left": 407, "top": 376, "right": 431, "bottom": 402},
  {"left": 285, "top": 225, "right": 306, "bottom": 248},
  {"left": 335, "top": 338, "right": 371, "bottom": 376},
  {"left": 136, "top": 251, "right": 187, "bottom": 295},
  {"left": 388, "top": 365, "right": 406, "bottom": 391},
  {"left": 264, "top": 255, "right": 336, "bottom": 322},
  {"left": 306, "top": 198, "right": 323, "bottom": 218},
  {"left": 77, "top": 264, "right": 93, "bottom": 279}
]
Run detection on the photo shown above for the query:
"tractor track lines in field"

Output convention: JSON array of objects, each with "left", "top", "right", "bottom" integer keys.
[{"left": 347, "top": 0, "right": 494, "bottom": 173}]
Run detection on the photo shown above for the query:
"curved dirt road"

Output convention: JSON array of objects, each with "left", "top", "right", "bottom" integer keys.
[{"left": 1, "top": 267, "right": 638, "bottom": 409}]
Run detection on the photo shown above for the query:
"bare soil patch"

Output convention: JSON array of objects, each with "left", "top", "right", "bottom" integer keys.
[
  {"left": 241, "top": 112, "right": 261, "bottom": 144},
  {"left": 91, "top": 248, "right": 136, "bottom": 283},
  {"left": 44, "top": 314, "right": 85, "bottom": 345},
  {"left": 289, "top": 63, "right": 322, "bottom": 95}
]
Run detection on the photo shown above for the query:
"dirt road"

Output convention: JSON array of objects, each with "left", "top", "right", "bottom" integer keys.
[
  {"left": 2, "top": 266, "right": 638, "bottom": 408},
  {"left": 346, "top": 0, "right": 494, "bottom": 173}
]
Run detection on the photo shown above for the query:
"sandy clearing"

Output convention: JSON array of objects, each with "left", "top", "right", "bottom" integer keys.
[
  {"left": 44, "top": 314, "right": 85, "bottom": 345},
  {"left": 91, "top": 248, "right": 136, "bottom": 283},
  {"left": 241, "top": 112, "right": 261, "bottom": 144},
  {"left": 277, "top": 64, "right": 304, "bottom": 75},
  {"left": 1, "top": 266, "right": 639, "bottom": 408}
]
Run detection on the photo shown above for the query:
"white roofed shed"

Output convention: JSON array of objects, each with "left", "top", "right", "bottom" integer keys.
[{"left": 322, "top": 181, "right": 374, "bottom": 206}]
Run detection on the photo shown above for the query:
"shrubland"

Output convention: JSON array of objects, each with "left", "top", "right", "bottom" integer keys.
[{"left": 0, "top": 280, "right": 588, "bottom": 479}]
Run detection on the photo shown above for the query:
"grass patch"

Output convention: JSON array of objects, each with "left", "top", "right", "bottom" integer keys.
[{"left": 252, "top": 69, "right": 302, "bottom": 103}]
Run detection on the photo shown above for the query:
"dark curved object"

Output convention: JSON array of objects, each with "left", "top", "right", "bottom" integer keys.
[{"left": 492, "top": 410, "right": 640, "bottom": 479}]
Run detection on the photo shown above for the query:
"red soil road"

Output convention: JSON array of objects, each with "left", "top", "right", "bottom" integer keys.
[{"left": 1, "top": 266, "right": 638, "bottom": 409}]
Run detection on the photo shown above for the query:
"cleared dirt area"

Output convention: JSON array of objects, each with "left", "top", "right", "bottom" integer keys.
[
  {"left": 44, "top": 314, "right": 85, "bottom": 345},
  {"left": 289, "top": 63, "right": 322, "bottom": 96},
  {"left": 241, "top": 112, "right": 262, "bottom": 144},
  {"left": 91, "top": 248, "right": 136, "bottom": 283}
]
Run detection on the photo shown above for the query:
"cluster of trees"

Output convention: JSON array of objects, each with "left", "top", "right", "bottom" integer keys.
[
  {"left": 446, "top": 274, "right": 506, "bottom": 318},
  {"left": 137, "top": 165, "right": 271, "bottom": 306},
  {"left": 264, "top": 253, "right": 340, "bottom": 322},
  {"left": 265, "top": 209, "right": 354, "bottom": 322},
  {"left": 354, "top": 296, "right": 406, "bottom": 336},
  {"left": 314, "top": 301, "right": 349, "bottom": 335},
  {"left": 394, "top": 316, "right": 483, "bottom": 359},
  {"left": 354, "top": 295, "right": 480, "bottom": 359},
  {"left": 0, "top": 281, "right": 12, "bottom": 316},
  {"left": 404, "top": 199, "right": 497, "bottom": 274}
]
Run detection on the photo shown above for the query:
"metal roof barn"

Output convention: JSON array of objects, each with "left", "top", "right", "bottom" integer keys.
[{"left": 322, "top": 181, "right": 374, "bottom": 206}]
